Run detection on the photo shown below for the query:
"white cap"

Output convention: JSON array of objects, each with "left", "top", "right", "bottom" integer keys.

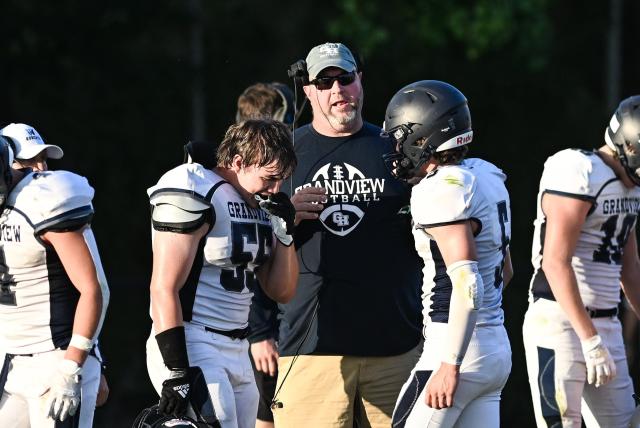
[{"left": 0, "top": 123, "right": 64, "bottom": 160}]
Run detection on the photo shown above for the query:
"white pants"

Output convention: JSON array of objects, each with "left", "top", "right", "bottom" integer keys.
[
  {"left": 146, "top": 322, "right": 259, "bottom": 428},
  {"left": 0, "top": 349, "right": 101, "bottom": 428},
  {"left": 392, "top": 323, "right": 511, "bottom": 428},
  {"left": 523, "top": 298, "right": 636, "bottom": 428}
]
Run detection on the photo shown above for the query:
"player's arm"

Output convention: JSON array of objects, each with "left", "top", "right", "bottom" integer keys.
[
  {"left": 541, "top": 193, "right": 616, "bottom": 387},
  {"left": 620, "top": 230, "right": 640, "bottom": 319},
  {"left": 150, "top": 225, "right": 208, "bottom": 333},
  {"left": 255, "top": 192, "right": 299, "bottom": 303},
  {"left": 43, "top": 229, "right": 107, "bottom": 365},
  {"left": 540, "top": 193, "right": 595, "bottom": 339},
  {"left": 424, "top": 220, "right": 480, "bottom": 410},
  {"left": 41, "top": 227, "right": 110, "bottom": 421},
  {"left": 149, "top": 224, "right": 209, "bottom": 416},
  {"left": 503, "top": 248, "right": 514, "bottom": 288},
  {"left": 255, "top": 239, "right": 298, "bottom": 304}
]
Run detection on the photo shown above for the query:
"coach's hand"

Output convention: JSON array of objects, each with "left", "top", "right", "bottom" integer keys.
[
  {"left": 581, "top": 334, "right": 616, "bottom": 387},
  {"left": 290, "top": 187, "right": 326, "bottom": 225},
  {"left": 159, "top": 367, "right": 197, "bottom": 416},
  {"left": 425, "top": 362, "right": 460, "bottom": 409},
  {"left": 251, "top": 338, "right": 279, "bottom": 377},
  {"left": 43, "top": 359, "right": 82, "bottom": 422}
]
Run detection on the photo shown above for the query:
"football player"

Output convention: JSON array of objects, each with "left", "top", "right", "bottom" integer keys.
[
  {"left": 145, "top": 119, "right": 298, "bottom": 428},
  {"left": 0, "top": 122, "right": 110, "bottom": 412},
  {"left": 0, "top": 135, "right": 109, "bottom": 427},
  {"left": 523, "top": 96, "right": 640, "bottom": 427},
  {"left": 383, "top": 80, "right": 513, "bottom": 427}
]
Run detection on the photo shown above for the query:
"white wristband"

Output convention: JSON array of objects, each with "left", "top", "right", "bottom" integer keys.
[{"left": 69, "top": 334, "right": 94, "bottom": 351}]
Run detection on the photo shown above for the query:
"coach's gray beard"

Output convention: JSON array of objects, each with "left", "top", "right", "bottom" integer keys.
[{"left": 328, "top": 107, "right": 358, "bottom": 127}]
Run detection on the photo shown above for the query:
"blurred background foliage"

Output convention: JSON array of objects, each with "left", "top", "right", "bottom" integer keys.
[{"left": 1, "top": 0, "right": 638, "bottom": 426}]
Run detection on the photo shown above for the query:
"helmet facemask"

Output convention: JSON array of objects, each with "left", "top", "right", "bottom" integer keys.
[{"left": 382, "top": 123, "right": 434, "bottom": 180}]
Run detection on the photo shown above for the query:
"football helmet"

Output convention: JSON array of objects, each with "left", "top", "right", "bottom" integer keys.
[
  {"left": 604, "top": 95, "right": 640, "bottom": 186},
  {"left": 382, "top": 80, "right": 472, "bottom": 179},
  {"left": 270, "top": 82, "right": 295, "bottom": 126},
  {"left": 0, "top": 135, "right": 14, "bottom": 212},
  {"left": 132, "top": 404, "right": 216, "bottom": 428}
]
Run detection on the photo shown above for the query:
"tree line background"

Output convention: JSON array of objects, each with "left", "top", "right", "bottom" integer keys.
[{"left": 1, "top": 1, "right": 638, "bottom": 426}]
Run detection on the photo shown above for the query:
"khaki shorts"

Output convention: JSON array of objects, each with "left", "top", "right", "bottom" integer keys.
[{"left": 272, "top": 343, "right": 421, "bottom": 428}]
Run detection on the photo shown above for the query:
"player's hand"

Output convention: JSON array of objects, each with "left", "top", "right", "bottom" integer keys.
[
  {"left": 96, "top": 373, "right": 110, "bottom": 407},
  {"left": 159, "top": 367, "right": 197, "bottom": 416},
  {"left": 290, "top": 187, "right": 326, "bottom": 225},
  {"left": 581, "top": 334, "right": 617, "bottom": 387},
  {"left": 257, "top": 192, "right": 296, "bottom": 246},
  {"left": 43, "top": 359, "right": 82, "bottom": 422},
  {"left": 425, "top": 362, "right": 460, "bottom": 409},
  {"left": 251, "top": 338, "right": 279, "bottom": 377}
]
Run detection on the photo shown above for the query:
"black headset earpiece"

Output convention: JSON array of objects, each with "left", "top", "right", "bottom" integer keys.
[
  {"left": 270, "top": 82, "right": 295, "bottom": 127},
  {"left": 287, "top": 60, "right": 309, "bottom": 86}
]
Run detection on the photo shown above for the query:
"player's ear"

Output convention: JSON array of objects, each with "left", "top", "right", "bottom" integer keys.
[{"left": 230, "top": 154, "right": 243, "bottom": 172}]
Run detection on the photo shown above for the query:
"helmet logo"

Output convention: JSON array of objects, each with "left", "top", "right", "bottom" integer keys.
[{"left": 456, "top": 134, "right": 472, "bottom": 145}]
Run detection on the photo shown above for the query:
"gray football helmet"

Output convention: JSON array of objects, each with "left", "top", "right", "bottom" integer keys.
[
  {"left": 382, "top": 80, "right": 472, "bottom": 179},
  {"left": 604, "top": 95, "right": 640, "bottom": 186},
  {"left": 0, "top": 136, "right": 14, "bottom": 212}
]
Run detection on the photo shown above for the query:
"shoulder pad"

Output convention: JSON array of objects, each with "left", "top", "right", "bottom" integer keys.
[
  {"left": 147, "top": 163, "right": 218, "bottom": 200},
  {"left": 541, "top": 149, "right": 597, "bottom": 198},
  {"left": 12, "top": 170, "right": 94, "bottom": 233},
  {"left": 412, "top": 166, "right": 475, "bottom": 226},
  {"left": 148, "top": 164, "right": 218, "bottom": 233},
  {"left": 463, "top": 158, "right": 507, "bottom": 183},
  {"left": 150, "top": 192, "right": 212, "bottom": 233}
]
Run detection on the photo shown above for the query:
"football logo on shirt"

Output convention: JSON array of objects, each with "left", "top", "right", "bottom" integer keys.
[{"left": 295, "top": 162, "right": 385, "bottom": 236}]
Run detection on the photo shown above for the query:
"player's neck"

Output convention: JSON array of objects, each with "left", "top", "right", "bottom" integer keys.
[
  {"left": 597, "top": 145, "right": 636, "bottom": 188},
  {"left": 212, "top": 167, "right": 259, "bottom": 208}
]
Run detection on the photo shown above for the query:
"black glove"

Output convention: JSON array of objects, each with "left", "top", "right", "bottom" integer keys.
[
  {"left": 256, "top": 192, "right": 296, "bottom": 246},
  {"left": 158, "top": 367, "right": 197, "bottom": 416}
]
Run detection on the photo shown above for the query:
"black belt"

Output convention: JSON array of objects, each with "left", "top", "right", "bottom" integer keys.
[
  {"left": 204, "top": 326, "right": 250, "bottom": 340},
  {"left": 585, "top": 307, "right": 618, "bottom": 318}
]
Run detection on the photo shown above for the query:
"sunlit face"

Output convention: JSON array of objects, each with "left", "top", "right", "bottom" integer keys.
[
  {"left": 235, "top": 160, "right": 283, "bottom": 207},
  {"left": 14, "top": 152, "right": 48, "bottom": 172},
  {"left": 305, "top": 67, "right": 363, "bottom": 133}
]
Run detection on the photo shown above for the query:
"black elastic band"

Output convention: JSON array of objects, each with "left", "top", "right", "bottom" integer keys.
[{"left": 155, "top": 326, "right": 189, "bottom": 369}]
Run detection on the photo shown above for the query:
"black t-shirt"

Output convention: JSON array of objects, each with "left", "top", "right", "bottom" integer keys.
[{"left": 256, "top": 122, "right": 423, "bottom": 357}]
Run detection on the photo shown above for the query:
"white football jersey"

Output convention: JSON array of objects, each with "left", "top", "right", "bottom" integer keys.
[
  {"left": 530, "top": 149, "right": 640, "bottom": 308},
  {"left": 412, "top": 158, "right": 510, "bottom": 329},
  {"left": 0, "top": 170, "right": 104, "bottom": 354},
  {"left": 148, "top": 163, "right": 273, "bottom": 331}
]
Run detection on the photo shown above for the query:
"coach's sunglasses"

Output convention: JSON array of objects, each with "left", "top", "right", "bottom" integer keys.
[{"left": 311, "top": 72, "right": 357, "bottom": 90}]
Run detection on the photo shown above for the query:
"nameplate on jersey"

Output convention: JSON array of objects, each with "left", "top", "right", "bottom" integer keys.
[
  {"left": 227, "top": 201, "right": 270, "bottom": 222},
  {"left": 0, "top": 224, "right": 20, "bottom": 242}
]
